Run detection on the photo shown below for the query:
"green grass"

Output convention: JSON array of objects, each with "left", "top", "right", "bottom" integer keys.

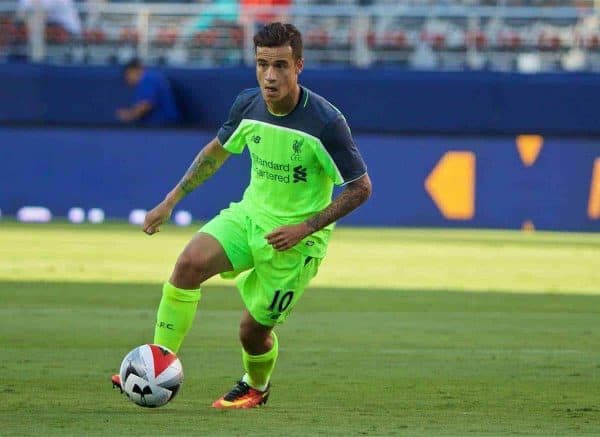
[
  {"left": 1, "top": 222, "right": 599, "bottom": 435},
  {"left": 1, "top": 220, "right": 600, "bottom": 293}
]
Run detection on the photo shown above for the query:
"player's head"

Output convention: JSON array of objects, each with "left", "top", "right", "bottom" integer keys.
[
  {"left": 253, "top": 23, "right": 304, "bottom": 111},
  {"left": 122, "top": 58, "right": 144, "bottom": 86}
]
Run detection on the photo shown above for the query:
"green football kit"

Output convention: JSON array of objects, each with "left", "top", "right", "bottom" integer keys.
[
  {"left": 153, "top": 86, "right": 367, "bottom": 393},
  {"left": 202, "top": 86, "right": 367, "bottom": 327}
]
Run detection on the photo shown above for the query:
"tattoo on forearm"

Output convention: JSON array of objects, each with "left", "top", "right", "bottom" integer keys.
[
  {"left": 305, "top": 179, "right": 371, "bottom": 233},
  {"left": 178, "top": 151, "right": 219, "bottom": 194}
]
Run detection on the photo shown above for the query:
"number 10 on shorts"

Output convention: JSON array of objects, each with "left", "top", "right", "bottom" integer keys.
[{"left": 268, "top": 290, "right": 294, "bottom": 313}]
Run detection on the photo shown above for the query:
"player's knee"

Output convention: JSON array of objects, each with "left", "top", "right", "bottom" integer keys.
[
  {"left": 171, "top": 251, "right": 209, "bottom": 287},
  {"left": 174, "top": 251, "right": 199, "bottom": 274},
  {"left": 239, "top": 320, "right": 254, "bottom": 350},
  {"left": 239, "top": 319, "right": 272, "bottom": 354}
]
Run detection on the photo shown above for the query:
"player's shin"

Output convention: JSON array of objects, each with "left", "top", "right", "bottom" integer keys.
[
  {"left": 241, "top": 331, "right": 278, "bottom": 391},
  {"left": 154, "top": 282, "right": 201, "bottom": 353}
]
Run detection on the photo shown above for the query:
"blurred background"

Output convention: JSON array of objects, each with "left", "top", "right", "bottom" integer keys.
[
  {"left": 2, "top": 0, "right": 600, "bottom": 70},
  {"left": 0, "top": 0, "right": 599, "bottom": 231}
]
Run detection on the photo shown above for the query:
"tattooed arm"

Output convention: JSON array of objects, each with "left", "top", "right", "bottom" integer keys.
[
  {"left": 266, "top": 174, "right": 372, "bottom": 251},
  {"left": 172, "top": 137, "right": 230, "bottom": 199},
  {"left": 305, "top": 174, "right": 372, "bottom": 234},
  {"left": 142, "top": 137, "right": 230, "bottom": 235}
]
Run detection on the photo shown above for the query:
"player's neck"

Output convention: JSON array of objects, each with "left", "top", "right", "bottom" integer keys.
[{"left": 266, "top": 85, "right": 301, "bottom": 116}]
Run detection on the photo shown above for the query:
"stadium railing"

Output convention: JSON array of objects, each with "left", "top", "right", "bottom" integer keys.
[{"left": 0, "top": 0, "right": 599, "bottom": 71}]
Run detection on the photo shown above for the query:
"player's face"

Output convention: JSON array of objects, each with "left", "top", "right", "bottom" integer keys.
[
  {"left": 124, "top": 68, "right": 141, "bottom": 86},
  {"left": 256, "top": 45, "right": 303, "bottom": 113}
]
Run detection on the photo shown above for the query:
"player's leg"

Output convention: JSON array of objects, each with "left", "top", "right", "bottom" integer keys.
[
  {"left": 155, "top": 204, "right": 254, "bottom": 354},
  {"left": 113, "top": 204, "right": 253, "bottom": 391},
  {"left": 239, "top": 309, "right": 277, "bottom": 389},
  {"left": 211, "top": 311, "right": 276, "bottom": 409},
  {"left": 212, "top": 240, "right": 321, "bottom": 409},
  {"left": 153, "top": 232, "right": 233, "bottom": 354},
  {"left": 239, "top": 309, "right": 274, "bottom": 355},
  {"left": 112, "top": 232, "right": 233, "bottom": 390}
]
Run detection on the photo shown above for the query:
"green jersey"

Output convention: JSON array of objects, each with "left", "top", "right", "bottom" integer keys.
[{"left": 217, "top": 86, "right": 367, "bottom": 257}]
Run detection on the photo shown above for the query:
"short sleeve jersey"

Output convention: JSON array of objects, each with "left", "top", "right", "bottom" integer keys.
[{"left": 217, "top": 87, "right": 367, "bottom": 257}]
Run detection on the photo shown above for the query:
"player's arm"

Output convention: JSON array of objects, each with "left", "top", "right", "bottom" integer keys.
[
  {"left": 143, "top": 137, "right": 230, "bottom": 235},
  {"left": 117, "top": 101, "right": 153, "bottom": 122},
  {"left": 266, "top": 174, "right": 372, "bottom": 251},
  {"left": 267, "top": 113, "right": 370, "bottom": 251},
  {"left": 305, "top": 173, "right": 372, "bottom": 232}
]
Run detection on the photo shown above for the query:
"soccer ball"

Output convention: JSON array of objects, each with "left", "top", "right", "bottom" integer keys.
[{"left": 119, "top": 344, "right": 183, "bottom": 408}]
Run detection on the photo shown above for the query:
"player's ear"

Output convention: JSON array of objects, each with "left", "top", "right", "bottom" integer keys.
[{"left": 296, "top": 58, "right": 304, "bottom": 74}]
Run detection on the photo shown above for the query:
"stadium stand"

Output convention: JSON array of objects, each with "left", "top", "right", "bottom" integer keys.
[{"left": 0, "top": 0, "right": 598, "bottom": 71}]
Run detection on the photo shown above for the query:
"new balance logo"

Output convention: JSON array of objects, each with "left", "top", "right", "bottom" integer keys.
[{"left": 293, "top": 166, "right": 307, "bottom": 183}]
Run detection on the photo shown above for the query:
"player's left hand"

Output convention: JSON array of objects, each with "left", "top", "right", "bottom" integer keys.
[
  {"left": 266, "top": 223, "right": 312, "bottom": 251},
  {"left": 116, "top": 108, "right": 133, "bottom": 122}
]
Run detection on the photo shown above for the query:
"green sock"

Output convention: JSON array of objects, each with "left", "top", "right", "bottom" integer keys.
[
  {"left": 153, "top": 282, "right": 201, "bottom": 353},
  {"left": 242, "top": 331, "right": 279, "bottom": 391}
]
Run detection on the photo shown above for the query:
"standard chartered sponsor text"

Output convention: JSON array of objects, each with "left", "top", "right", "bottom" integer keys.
[{"left": 252, "top": 152, "right": 291, "bottom": 183}]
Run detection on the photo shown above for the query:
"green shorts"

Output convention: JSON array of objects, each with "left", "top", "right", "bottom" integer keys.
[{"left": 200, "top": 203, "right": 322, "bottom": 327}]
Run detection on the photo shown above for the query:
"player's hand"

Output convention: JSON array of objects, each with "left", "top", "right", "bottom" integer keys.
[
  {"left": 266, "top": 223, "right": 312, "bottom": 251},
  {"left": 143, "top": 201, "right": 173, "bottom": 235},
  {"left": 116, "top": 108, "right": 134, "bottom": 122}
]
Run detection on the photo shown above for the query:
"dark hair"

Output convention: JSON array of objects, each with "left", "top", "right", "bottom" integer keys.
[
  {"left": 253, "top": 22, "right": 303, "bottom": 60},
  {"left": 123, "top": 57, "right": 143, "bottom": 73}
]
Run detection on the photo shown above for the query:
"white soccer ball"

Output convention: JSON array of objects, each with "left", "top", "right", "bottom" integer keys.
[{"left": 119, "top": 344, "right": 183, "bottom": 408}]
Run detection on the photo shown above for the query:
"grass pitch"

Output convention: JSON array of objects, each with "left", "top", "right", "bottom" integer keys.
[{"left": 1, "top": 222, "right": 599, "bottom": 435}]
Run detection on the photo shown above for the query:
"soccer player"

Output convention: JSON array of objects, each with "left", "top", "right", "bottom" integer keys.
[{"left": 112, "top": 22, "right": 371, "bottom": 409}]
